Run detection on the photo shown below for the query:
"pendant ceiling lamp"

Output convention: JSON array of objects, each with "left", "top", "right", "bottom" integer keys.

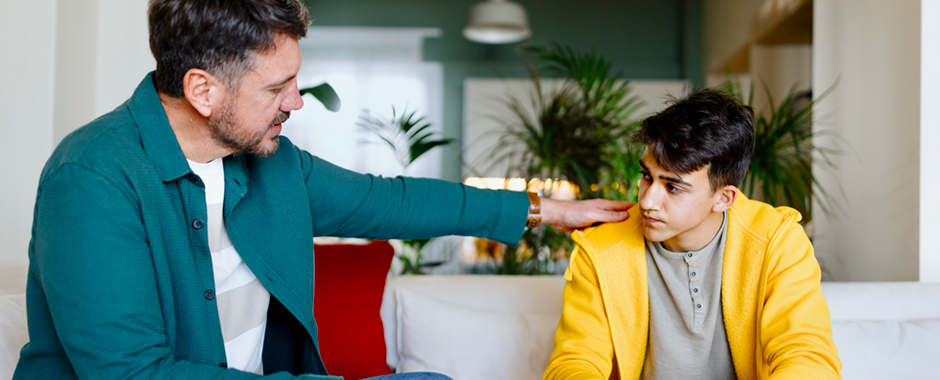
[{"left": 463, "top": 0, "right": 531, "bottom": 44}]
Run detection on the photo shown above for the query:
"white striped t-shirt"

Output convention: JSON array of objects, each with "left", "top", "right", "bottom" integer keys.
[{"left": 188, "top": 158, "right": 271, "bottom": 374}]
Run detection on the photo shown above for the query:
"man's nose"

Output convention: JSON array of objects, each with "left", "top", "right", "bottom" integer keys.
[{"left": 281, "top": 82, "right": 304, "bottom": 112}]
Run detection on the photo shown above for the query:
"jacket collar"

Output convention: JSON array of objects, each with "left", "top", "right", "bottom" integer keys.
[{"left": 127, "top": 72, "right": 192, "bottom": 183}]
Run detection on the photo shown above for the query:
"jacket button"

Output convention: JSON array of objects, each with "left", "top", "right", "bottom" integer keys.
[
  {"left": 219, "top": 362, "right": 228, "bottom": 368},
  {"left": 204, "top": 289, "right": 215, "bottom": 300},
  {"left": 193, "top": 219, "right": 204, "bottom": 229}
]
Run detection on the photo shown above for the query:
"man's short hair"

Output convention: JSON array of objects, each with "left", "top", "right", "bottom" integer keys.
[
  {"left": 148, "top": 0, "right": 310, "bottom": 97},
  {"left": 634, "top": 88, "right": 756, "bottom": 191}
]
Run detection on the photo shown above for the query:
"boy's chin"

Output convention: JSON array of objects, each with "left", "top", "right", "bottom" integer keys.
[{"left": 641, "top": 227, "right": 672, "bottom": 243}]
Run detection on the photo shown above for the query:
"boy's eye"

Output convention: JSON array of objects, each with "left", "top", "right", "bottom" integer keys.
[
  {"left": 666, "top": 183, "right": 683, "bottom": 194},
  {"left": 641, "top": 172, "right": 651, "bottom": 180}
]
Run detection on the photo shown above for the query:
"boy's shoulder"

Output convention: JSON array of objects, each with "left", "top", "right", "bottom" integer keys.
[
  {"left": 574, "top": 206, "right": 644, "bottom": 258},
  {"left": 728, "top": 195, "right": 804, "bottom": 243}
]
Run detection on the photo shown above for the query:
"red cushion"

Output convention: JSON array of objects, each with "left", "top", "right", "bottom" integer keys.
[{"left": 314, "top": 241, "right": 395, "bottom": 380}]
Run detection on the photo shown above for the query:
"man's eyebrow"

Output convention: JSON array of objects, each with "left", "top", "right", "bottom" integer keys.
[
  {"left": 638, "top": 160, "right": 693, "bottom": 187},
  {"left": 268, "top": 75, "right": 296, "bottom": 88}
]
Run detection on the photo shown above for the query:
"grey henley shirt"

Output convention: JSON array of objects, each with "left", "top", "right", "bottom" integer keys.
[{"left": 640, "top": 212, "right": 736, "bottom": 380}]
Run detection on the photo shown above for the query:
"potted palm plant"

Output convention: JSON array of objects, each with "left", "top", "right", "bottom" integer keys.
[{"left": 479, "top": 43, "right": 645, "bottom": 274}]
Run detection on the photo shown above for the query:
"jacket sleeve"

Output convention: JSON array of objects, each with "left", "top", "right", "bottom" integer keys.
[
  {"left": 760, "top": 220, "right": 843, "bottom": 379},
  {"left": 543, "top": 246, "right": 615, "bottom": 380},
  {"left": 296, "top": 148, "right": 528, "bottom": 245},
  {"left": 25, "top": 163, "right": 335, "bottom": 380}
]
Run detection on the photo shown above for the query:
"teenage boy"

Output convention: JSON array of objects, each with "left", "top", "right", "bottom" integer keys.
[{"left": 543, "top": 89, "right": 842, "bottom": 380}]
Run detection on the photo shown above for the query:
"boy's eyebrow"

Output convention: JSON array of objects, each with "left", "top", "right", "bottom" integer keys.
[{"left": 638, "top": 160, "right": 693, "bottom": 187}]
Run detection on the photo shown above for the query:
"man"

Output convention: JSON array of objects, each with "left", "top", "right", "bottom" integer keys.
[
  {"left": 543, "top": 89, "right": 842, "bottom": 379},
  {"left": 13, "top": 1, "right": 631, "bottom": 379}
]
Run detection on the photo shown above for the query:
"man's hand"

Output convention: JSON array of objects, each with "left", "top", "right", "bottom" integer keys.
[{"left": 540, "top": 198, "right": 634, "bottom": 232}]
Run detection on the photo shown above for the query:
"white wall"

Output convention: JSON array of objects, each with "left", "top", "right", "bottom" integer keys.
[
  {"left": 0, "top": 0, "right": 57, "bottom": 266},
  {"left": 55, "top": 0, "right": 153, "bottom": 143},
  {"left": 813, "top": 0, "right": 921, "bottom": 281},
  {"left": 54, "top": 0, "right": 97, "bottom": 143},
  {"left": 94, "top": 0, "right": 154, "bottom": 118},
  {"left": 921, "top": 1, "right": 940, "bottom": 283}
]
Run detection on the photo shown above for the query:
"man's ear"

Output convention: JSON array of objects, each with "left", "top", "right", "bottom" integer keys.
[
  {"left": 712, "top": 185, "right": 738, "bottom": 213},
  {"left": 181, "top": 69, "right": 223, "bottom": 118}
]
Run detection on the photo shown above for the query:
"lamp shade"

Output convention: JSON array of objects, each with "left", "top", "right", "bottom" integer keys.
[{"left": 463, "top": 0, "right": 531, "bottom": 44}]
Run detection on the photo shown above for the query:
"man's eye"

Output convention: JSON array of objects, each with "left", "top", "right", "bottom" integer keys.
[{"left": 271, "top": 87, "right": 284, "bottom": 94}]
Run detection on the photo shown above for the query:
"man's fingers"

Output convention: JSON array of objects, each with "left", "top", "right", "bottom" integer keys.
[
  {"left": 591, "top": 210, "right": 629, "bottom": 223},
  {"left": 592, "top": 199, "right": 635, "bottom": 211}
]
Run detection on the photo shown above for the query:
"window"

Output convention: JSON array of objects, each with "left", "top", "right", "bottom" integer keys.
[{"left": 283, "top": 27, "right": 444, "bottom": 178}]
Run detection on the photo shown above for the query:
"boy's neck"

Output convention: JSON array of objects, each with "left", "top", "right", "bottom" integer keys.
[{"left": 661, "top": 211, "right": 725, "bottom": 252}]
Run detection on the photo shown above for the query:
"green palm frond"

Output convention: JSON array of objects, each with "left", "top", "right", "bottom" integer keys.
[
  {"left": 299, "top": 83, "right": 341, "bottom": 112},
  {"left": 356, "top": 106, "right": 453, "bottom": 170}
]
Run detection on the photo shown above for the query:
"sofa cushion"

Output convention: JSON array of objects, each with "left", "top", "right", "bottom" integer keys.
[
  {"left": 314, "top": 241, "right": 395, "bottom": 379},
  {"left": 832, "top": 318, "right": 940, "bottom": 380},
  {"left": 395, "top": 287, "right": 558, "bottom": 380},
  {"left": 0, "top": 294, "right": 27, "bottom": 380},
  {"left": 381, "top": 275, "right": 566, "bottom": 368}
]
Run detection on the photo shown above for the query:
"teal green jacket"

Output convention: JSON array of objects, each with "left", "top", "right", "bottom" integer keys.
[{"left": 14, "top": 73, "right": 528, "bottom": 379}]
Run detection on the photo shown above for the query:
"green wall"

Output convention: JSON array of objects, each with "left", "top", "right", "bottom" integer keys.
[{"left": 303, "top": 0, "right": 703, "bottom": 181}]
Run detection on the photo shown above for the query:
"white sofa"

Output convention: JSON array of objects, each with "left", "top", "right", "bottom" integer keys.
[
  {"left": 380, "top": 275, "right": 940, "bottom": 380},
  {"left": 3, "top": 265, "right": 940, "bottom": 380}
]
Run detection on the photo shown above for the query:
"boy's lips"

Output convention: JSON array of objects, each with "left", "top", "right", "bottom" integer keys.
[{"left": 643, "top": 214, "right": 663, "bottom": 224}]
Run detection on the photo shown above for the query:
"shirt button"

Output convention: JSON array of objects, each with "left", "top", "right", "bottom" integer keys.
[
  {"left": 691, "top": 271, "right": 697, "bottom": 277},
  {"left": 204, "top": 289, "right": 215, "bottom": 300},
  {"left": 187, "top": 174, "right": 198, "bottom": 183},
  {"left": 219, "top": 362, "right": 228, "bottom": 369},
  {"left": 687, "top": 252, "right": 693, "bottom": 258},
  {"left": 696, "top": 303, "right": 703, "bottom": 309},
  {"left": 693, "top": 288, "right": 699, "bottom": 293},
  {"left": 193, "top": 219, "right": 204, "bottom": 229}
]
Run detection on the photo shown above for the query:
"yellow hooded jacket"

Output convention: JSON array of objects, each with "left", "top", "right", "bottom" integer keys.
[{"left": 543, "top": 195, "right": 842, "bottom": 380}]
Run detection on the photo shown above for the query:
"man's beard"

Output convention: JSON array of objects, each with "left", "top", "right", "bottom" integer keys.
[{"left": 208, "top": 101, "right": 290, "bottom": 158}]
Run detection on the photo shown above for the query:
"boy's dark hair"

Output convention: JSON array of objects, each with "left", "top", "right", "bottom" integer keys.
[
  {"left": 149, "top": 0, "right": 310, "bottom": 97},
  {"left": 634, "top": 88, "right": 755, "bottom": 191}
]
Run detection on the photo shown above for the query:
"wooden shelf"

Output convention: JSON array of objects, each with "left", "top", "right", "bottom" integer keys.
[
  {"left": 710, "top": 44, "right": 750, "bottom": 75},
  {"left": 753, "top": 0, "right": 813, "bottom": 45}
]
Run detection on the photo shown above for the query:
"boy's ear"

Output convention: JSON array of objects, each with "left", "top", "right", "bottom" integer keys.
[{"left": 712, "top": 185, "right": 738, "bottom": 213}]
